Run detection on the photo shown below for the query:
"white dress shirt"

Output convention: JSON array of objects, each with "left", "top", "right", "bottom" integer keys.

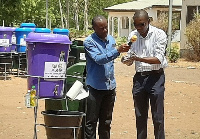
[{"left": 127, "top": 25, "right": 168, "bottom": 72}]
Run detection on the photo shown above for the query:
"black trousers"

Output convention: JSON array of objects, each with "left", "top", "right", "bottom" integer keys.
[
  {"left": 85, "top": 86, "right": 116, "bottom": 139},
  {"left": 132, "top": 71, "right": 165, "bottom": 139}
]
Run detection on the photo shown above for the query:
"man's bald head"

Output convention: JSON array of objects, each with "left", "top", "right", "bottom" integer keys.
[
  {"left": 132, "top": 10, "right": 150, "bottom": 37},
  {"left": 91, "top": 15, "right": 108, "bottom": 40},
  {"left": 133, "top": 10, "right": 149, "bottom": 20},
  {"left": 92, "top": 15, "right": 107, "bottom": 27}
]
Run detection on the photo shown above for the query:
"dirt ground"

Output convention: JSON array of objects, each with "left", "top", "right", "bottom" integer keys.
[{"left": 0, "top": 58, "right": 200, "bottom": 139}]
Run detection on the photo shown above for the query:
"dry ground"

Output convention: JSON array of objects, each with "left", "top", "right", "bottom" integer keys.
[{"left": 0, "top": 58, "right": 200, "bottom": 139}]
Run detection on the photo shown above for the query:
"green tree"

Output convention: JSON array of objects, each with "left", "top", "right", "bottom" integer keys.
[
  {"left": 0, "top": 0, "right": 22, "bottom": 26},
  {"left": 185, "top": 14, "right": 200, "bottom": 61},
  {"left": 0, "top": 0, "right": 133, "bottom": 30}
]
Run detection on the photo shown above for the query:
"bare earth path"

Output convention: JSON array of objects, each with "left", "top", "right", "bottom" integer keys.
[{"left": 0, "top": 58, "right": 200, "bottom": 139}]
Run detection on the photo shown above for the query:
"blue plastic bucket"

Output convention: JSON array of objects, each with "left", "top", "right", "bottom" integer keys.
[
  {"left": 15, "top": 28, "right": 32, "bottom": 52},
  {"left": 20, "top": 23, "right": 36, "bottom": 31},
  {"left": 53, "top": 28, "right": 69, "bottom": 36},
  {"left": 34, "top": 28, "right": 51, "bottom": 33}
]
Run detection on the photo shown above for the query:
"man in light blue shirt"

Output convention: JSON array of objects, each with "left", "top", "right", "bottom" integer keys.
[{"left": 84, "top": 15, "right": 130, "bottom": 139}]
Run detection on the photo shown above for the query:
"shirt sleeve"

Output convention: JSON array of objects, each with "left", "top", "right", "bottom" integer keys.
[
  {"left": 154, "top": 30, "right": 167, "bottom": 65},
  {"left": 84, "top": 38, "right": 120, "bottom": 65}
]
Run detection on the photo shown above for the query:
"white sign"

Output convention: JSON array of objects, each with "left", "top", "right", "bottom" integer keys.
[
  {"left": 44, "top": 62, "right": 66, "bottom": 78},
  {"left": 0, "top": 39, "right": 9, "bottom": 47},
  {"left": 20, "top": 38, "right": 26, "bottom": 46},
  {"left": 80, "top": 53, "right": 86, "bottom": 60},
  {"left": 11, "top": 35, "right": 16, "bottom": 44}
]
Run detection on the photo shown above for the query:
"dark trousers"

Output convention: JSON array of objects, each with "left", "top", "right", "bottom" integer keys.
[
  {"left": 132, "top": 71, "right": 165, "bottom": 139},
  {"left": 85, "top": 86, "right": 116, "bottom": 139}
]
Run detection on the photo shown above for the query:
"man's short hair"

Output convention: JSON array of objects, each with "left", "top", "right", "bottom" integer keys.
[
  {"left": 133, "top": 10, "right": 149, "bottom": 20},
  {"left": 92, "top": 15, "right": 106, "bottom": 26}
]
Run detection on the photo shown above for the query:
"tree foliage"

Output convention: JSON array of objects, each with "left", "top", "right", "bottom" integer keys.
[
  {"left": 185, "top": 14, "right": 200, "bottom": 61},
  {"left": 0, "top": 0, "right": 132, "bottom": 29}
]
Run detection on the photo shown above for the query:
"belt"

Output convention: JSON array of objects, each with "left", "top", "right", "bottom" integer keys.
[{"left": 136, "top": 68, "right": 163, "bottom": 76}]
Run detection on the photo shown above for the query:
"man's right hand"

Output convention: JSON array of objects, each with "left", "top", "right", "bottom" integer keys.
[{"left": 117, "top": 44, "right": 130, "bottom": 53}]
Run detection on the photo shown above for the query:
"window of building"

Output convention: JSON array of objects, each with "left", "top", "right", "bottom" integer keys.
[
  {"left": 187, "top": 6, "right": 200, "bottom": 24},
  {"left": 157, "top": 10, "right": 181, "bottom": 30},
  {"left": 122, "top": 16, "right": 129, "bottom": 29}
]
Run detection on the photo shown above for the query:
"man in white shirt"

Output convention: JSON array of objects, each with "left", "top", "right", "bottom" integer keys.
[{"left": 122, "top": 10, "right": 167, "bottom": 139}]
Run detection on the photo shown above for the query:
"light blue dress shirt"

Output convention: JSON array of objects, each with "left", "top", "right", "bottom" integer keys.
[{"left": 84, "top": 33, "right": 120, "bottom": 90}]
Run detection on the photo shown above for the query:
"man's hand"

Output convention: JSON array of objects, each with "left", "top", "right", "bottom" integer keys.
[
  {"left": 121, "top": 56, "right": 134, "bottom": 66},
  {"left": 130, "top": 55, "right": 138, "bottom": 61},
  {"left": 117, "top": 44, "right": 130, "bottom": 53}
]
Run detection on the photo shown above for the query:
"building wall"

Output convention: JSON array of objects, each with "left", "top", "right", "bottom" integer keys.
[
  {"left": 121, "top": 29, "right": 129, "bottom": 37},
  {"left": 108, "top": 12, "right": 134, "bottom": 37},
  {"left": 146, "top": 9, "right": 157, "bottom": 21},
  {"left": 108, "top": 7, "right": 181, "bottom": 39},
  {"left": 108, "top": 10, "right": 159, "bottom": 37},
  {"left": 180, "top": 0, "right": 200, "bottom": 56}
]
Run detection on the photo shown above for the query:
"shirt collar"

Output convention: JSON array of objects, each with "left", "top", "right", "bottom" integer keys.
[
  {"left": 93, "top": 33, "right": 108, "bottom": 42},
  {"left": 148, "top": 25, "right": 154, "bottom": 36},
  {"left": 139, "top": 24, "right": 153, "bottom": 39}
]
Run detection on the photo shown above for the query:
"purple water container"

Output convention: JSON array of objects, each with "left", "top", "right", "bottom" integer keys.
[
  {"left": 26, "top": 32, "right": 72, "bottom": 98},
  {"left": 0, "top": 27, "right": 13, "bottom": 52}
]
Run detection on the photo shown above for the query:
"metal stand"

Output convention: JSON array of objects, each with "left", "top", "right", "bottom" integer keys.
[
  {"left": 0, "top": 52, "right": 16, "bottom": 79},
  {"left": 33, "top": 76, "right": 40, "bottom": 139},
  {"left": 17, "top": 53, "right": 27, "bottom": 76},
  {"left": 24, "top": 75, "right": 85, "bottom": 139},
  {"left": 0, "top": 63, "right": 12, "bottom": 80},
  {"left": 37, "top": 124, "right": 82, "bottom": 139}
]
